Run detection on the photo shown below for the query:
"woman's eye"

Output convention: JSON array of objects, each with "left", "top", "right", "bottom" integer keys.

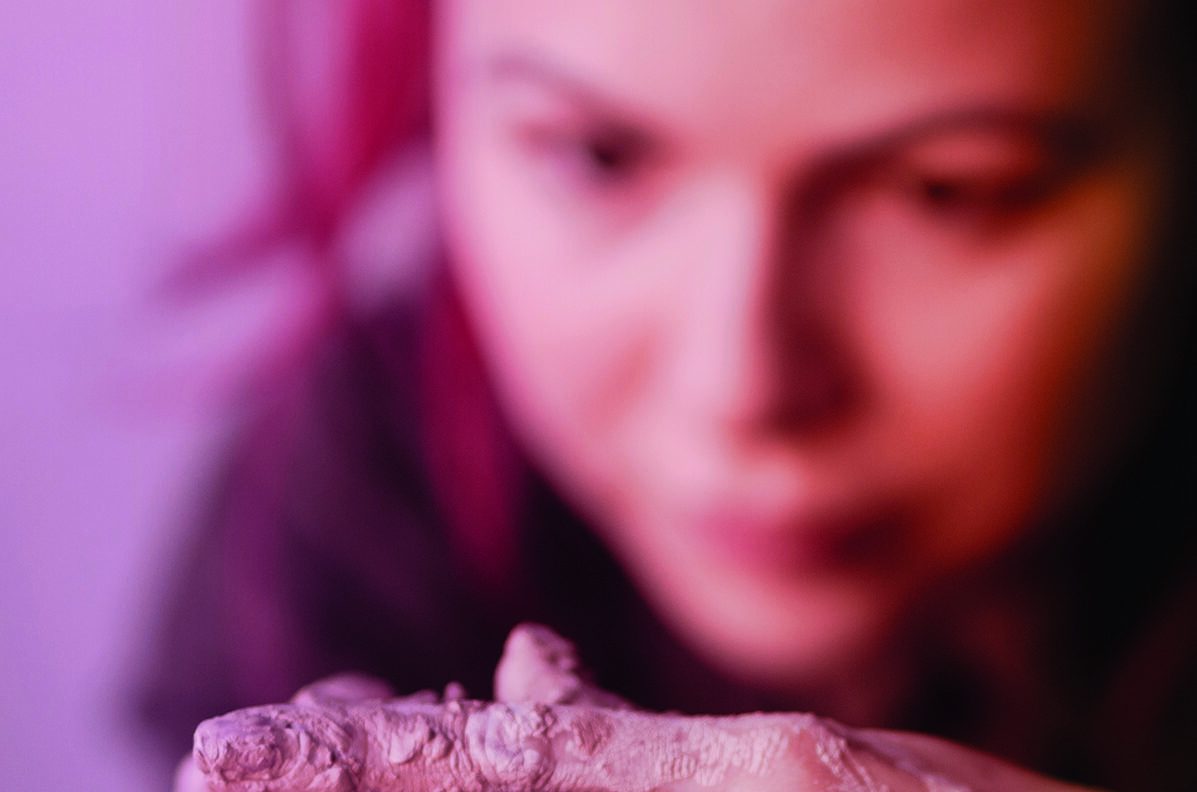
[
  {"left": 573, "top": 134, "right": 641, "bottom": 179},
  {"left": 517, "top": 124, "right": 653, "bottom": 192},
  {"left": 874, "top": 133, "right": 1064, "bottom": 231},
  {"left": 870, "top": 170, "right": 1051, "bottom": 237},
  {"left": 909, "top": 172, "right": 1046, "bottom": 219},
  {"left": 887, "top": 150, "right": 1063, "bottom": 231},
  {"left": 908, "top": 176, "right": 1000, "bottom": 220}
]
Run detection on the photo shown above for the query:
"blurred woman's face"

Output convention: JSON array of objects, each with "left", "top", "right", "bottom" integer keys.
[{"left": 434, "top": 0, "right": 1165, "bottom": 687}]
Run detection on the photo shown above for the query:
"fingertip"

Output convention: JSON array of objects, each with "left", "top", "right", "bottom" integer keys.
[{"left": 173, "top": 755, "right": 210, "bottom": 792}]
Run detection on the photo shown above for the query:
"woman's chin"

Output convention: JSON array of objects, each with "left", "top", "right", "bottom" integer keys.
[{"left": 643, "top": 546, "right": 905, "bottom": 694}]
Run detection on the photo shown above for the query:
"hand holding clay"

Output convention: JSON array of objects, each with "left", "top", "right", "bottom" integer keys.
[{"left": 183, "top": 625, "right": 1097, "bottom": 792}]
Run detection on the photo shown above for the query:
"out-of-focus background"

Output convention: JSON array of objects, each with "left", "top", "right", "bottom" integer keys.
[{"left": 2, "top": 3, "right": 289, "bottom": 789}]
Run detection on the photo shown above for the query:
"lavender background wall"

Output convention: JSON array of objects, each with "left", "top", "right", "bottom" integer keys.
[{"left": 2, "top": 3, "right": 288, "bottom": 789}]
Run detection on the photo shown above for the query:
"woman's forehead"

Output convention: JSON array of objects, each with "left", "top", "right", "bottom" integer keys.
[{"left": 438, "top": 0, "right": 1128, "bottom": 147}]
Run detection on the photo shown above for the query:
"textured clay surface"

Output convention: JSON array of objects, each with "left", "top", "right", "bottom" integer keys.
[{"left": 192, "top": 624, "right": 972, "bottom": 792}]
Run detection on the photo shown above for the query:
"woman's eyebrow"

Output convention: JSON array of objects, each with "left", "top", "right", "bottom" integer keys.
[
  {"left": 478, "top": 50, "right": 657, "bottom": 123},
  {"left": 814, "top": 107, "right": 1104, "bottom": 178},
  {"left": 879, "top": 109, "right": 1097, "bottom": 151},
  {"left": 472, "top": 52, "right": 1103, "bottom": 170}
]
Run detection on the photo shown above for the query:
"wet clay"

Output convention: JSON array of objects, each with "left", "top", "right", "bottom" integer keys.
[
  {"left": 494, "top": 623, "right": 635, "bottom": 710},
  {"left": 195, "top": 697, "right": 835, "bottom": 792},
  {"left": 191, "top": 625, "right": 970, "bottom": 792}
]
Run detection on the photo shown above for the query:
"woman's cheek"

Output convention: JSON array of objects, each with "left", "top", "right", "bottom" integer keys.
[
  {"left": 847, "top": 169, "right": 1155, "bottom": 569},
  {"left": 441, "top": 137, "right": 663, "bottom": 515}
]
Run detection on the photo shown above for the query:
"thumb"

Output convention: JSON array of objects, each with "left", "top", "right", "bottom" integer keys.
[{"left": 174, "top": 754, "right": 214, "bottom": 792}]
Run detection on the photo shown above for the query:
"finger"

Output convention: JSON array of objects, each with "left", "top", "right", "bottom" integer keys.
[
  {"left": 493, "top": 623, "right": 634, "bottom": 709},
  {"left": 173, "top": 755, "right": 213, "bottom": 792},
  {"left": 854, "top": 730, "right": 1103, "bottom": 792},
  {"left": 194, "top": 697, "right": 858, "bottom": 792}
]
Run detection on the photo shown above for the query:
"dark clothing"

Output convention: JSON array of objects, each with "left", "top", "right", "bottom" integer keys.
[
  {"left": 139, "top": 273, "right": 1196, "bottom": 791},
  {"left": 137, "top": 278, "right": 779, "bottom": 765}
]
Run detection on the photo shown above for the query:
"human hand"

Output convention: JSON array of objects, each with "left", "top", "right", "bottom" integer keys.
[{"left": 182, "top": 624, "right": 1099, "bottom": 792}]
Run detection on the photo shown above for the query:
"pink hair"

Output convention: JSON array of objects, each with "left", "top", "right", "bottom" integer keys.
[{"left": 164, "top": 0, "right": 431, "bottom": 394}]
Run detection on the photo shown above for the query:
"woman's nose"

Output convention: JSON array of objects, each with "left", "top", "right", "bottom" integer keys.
[{"left": 670, "top": 177, "right": 856, "bottom": 437}]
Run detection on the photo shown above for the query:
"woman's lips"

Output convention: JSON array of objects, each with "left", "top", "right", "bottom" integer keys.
[{"left": 687, "top": 504, "right": 902, "bottom": 576}]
